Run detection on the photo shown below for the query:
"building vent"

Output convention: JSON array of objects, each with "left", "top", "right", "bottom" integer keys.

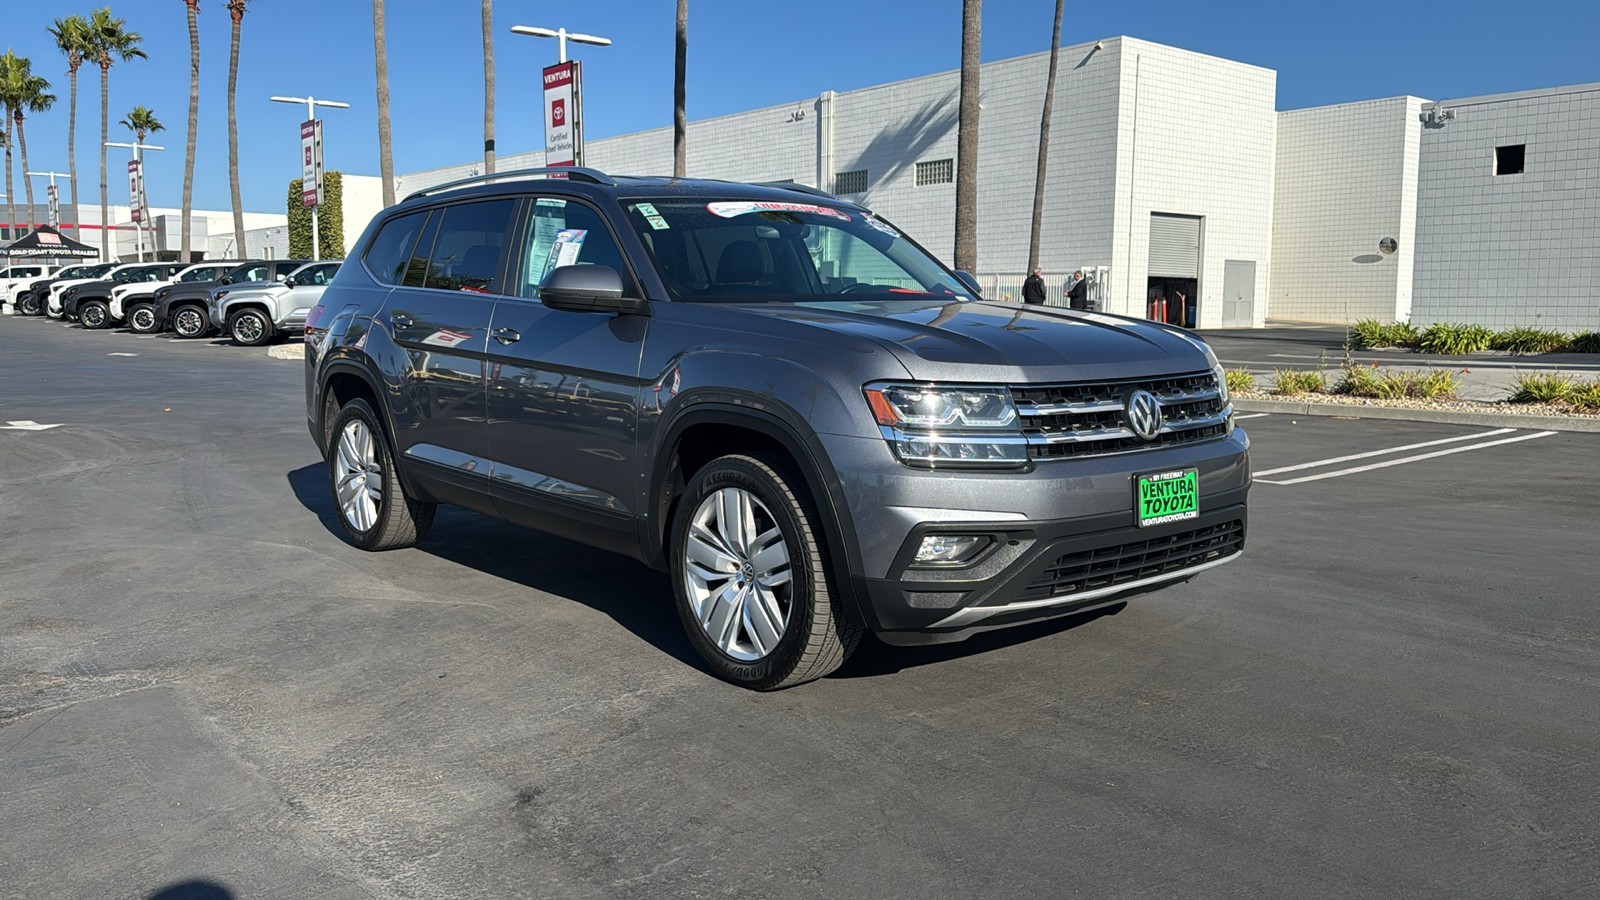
[
  {"left": 1148, "top": 213, "right": 1201, "bottom": 279},
  {"left": 1495, "top": 144, "right": 1525, "bottom": 176},
  {"left": 915, "top": 159, "right": 954, "bottom": 186},
  {"left": 835, "top": 169, "right": 868, "bottom": 194}
]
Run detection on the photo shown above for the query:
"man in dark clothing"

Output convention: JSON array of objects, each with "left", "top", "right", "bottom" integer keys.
[
  {"left": 1066, "top": 270, "right": 1088, "bottom": 309},
  {"left": 1022, "top": 268, "right": 1047, "bottom": 305}
]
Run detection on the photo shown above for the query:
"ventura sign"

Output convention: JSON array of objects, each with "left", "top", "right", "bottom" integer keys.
[
  {"left": 542, "top": 61, "right": 583, "bottom": 167},
  {"left": 301, "top": 119, "right": 324, "bottom": 207}
]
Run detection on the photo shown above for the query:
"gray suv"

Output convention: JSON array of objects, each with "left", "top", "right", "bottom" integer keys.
[{"left": 305, "top": 168, "right": 1249, "bottom": 690}]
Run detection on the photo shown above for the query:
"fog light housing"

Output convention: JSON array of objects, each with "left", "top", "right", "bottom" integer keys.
[{"left": 913, "top": 534, "right": 991, "bottom": 566}]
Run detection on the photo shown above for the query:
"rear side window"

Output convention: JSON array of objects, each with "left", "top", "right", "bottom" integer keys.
[
  {"left": 364, "top": 211, "right": 427, "bottom": 285},
  {"left": 233, "top": 264, "right": 270, "bottom": 283},
  {"left": 422, "top": 199, "right": 517, "bottom": 293}
]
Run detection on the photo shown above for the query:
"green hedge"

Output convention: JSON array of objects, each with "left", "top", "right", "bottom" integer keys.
[{"left": 287, "top": 170, "right": 345, "bottom": 259}]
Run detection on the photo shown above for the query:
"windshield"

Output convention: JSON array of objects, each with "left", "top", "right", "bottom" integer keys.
[{"left": 621, "top": 199, "right": 971, "bottom": 303}]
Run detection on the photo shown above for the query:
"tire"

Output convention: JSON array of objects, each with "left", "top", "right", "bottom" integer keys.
[
  {"left": 171, "top": 305, "right": 209, "bottom": 339},
  {"left": 128, "top": 303, "right": 159, "bottom": 334},
  {"left": 327, "top": 398, "right": 436, "bottom": 551},
  {"left": 228, "top": 308, "right": 274, "bottom": 346},
  {"left": 44, "top": 299, "right": 64, "bottom": 319},
  {"left": 79, "top": 300, "right": 111, "bottom": 330},
  {"left": 18, "top": 293, "right": 42, "bottom": 316},
  {"left": 669, "top": 452, "right": 861, "bottom": 690}
]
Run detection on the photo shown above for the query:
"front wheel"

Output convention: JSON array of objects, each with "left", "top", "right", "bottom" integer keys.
[
  {"left": 44, "top": 300, "right": 64, "bottom": 319},
  {"left": 128, "top": 303, "right": 159, "bottom": 333},
  {"left": 669, "top": 452, "right": 861, "bottom": 690},
  {"left": 18, "top": 293, "right": 42, "bottom": 316},
  {"left": 327, "top": 398, "right": 436, "bottom": 551},
  {"left": 228, "top": 308, "right": 274, "bottom": 347},
  {"left": 79, "top": 301, "right": 111, "bottom": 330},
  {"left": 171, "top": 305, "right": 209, "bottom": 339}
]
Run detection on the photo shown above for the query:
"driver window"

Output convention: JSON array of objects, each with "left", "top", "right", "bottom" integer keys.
[{"left": 513, "top": 198, "right": 631, "bottom": 300}]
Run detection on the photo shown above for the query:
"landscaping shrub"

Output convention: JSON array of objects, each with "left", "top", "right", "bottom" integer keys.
[
  {"left": 1568, "top": 331, "right": 1600, "bottom": 353},
  {"left": 1490, "top": 327, "right": 1569, "bottom": 355},
  {"left": 1224, "top": 368, "right": 1255, "bottom": 395},
  {"left": 1335, "top": 365, "right": 1458, "bottom": 400},
  {"left": 1508, "top": 372, "right": 1574, "bottom": 404},
  {"left": 1420, "top": 322, "right": 1493, "bottom": 355},
  {"left": 1333, "top": 363, "right": 1382, "bottom": 396},
  {"left": 1272, "top": 368, "right": 1326, "bottom": 395},
  {"left": 1569, "top": 381, "right": 1600, "bottom": 411},
  {"left": 1350, "top": 320, "right": 1421, "bottom": 349}
]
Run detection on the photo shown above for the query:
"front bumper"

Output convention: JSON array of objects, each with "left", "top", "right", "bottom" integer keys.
[{"left": 818, "top": 427, "right": 1251, "bottom": 643}]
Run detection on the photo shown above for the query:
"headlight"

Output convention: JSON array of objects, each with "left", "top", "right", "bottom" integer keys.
[
  {"left": 214, "top": 290, "right": 229, "bottom": 301},
  {"left": 864, "top": 383, "right": 1027, "bottom": 467},
  {"left": 1213, "top": 362, "right": 1230, "bottom": 407}
]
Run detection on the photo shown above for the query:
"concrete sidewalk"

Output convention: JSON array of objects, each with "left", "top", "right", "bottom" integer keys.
[{"left": 1200, "top": 323, "right": 1600, "bottom": 402}]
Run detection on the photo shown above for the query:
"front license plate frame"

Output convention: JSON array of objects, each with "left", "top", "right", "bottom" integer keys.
[{"left": 1135, "top": 468, "right": 1199, "bottom": 528}]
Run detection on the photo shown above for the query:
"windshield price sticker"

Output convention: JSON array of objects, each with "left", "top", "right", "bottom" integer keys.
[
  {"left": 1136, "top": 468, "right": 1199, "bottom": 527},
  {"left": 706, "top": 201, "right": 851, "bottom": 221}
]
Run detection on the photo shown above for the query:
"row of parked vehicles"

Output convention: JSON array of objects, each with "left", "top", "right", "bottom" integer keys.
[{"left": 1, "top": 258, "right": 342, "bottom": 346}]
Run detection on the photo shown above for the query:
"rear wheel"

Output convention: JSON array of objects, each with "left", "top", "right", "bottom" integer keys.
[
  {"left": 669, "top": 452, "right": 861, "bottom": 690},
  {"left": 327, "top": 398, "right": 436, "bottom": 551},
  {"left": 79, "top": 300, "right": 111, "bottom": 329},
  {"left": 171, "top": 305, "right": 209, "bottom": 339},
  {"left": 128, "top": 303, "right": 159, "bottom": 333},
  {"left": 228, "top": 308, "right": 274, "bottom": 346}
]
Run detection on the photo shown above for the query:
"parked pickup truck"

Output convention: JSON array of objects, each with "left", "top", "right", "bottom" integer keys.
[
  {"left": 210, "top": 260, "right": 342, "bottom": 345},
  {"left": 12, "top": 263, "right": 107, "bottom": 316},
  {"left": 65, "top": 262, "right": 187, "bottom": 329},
  {"left": 155, "top": 259, "right": 308, "bottom": 338},
  {"left": 114, "top": 260, "right": 243, "bottom": 331}
]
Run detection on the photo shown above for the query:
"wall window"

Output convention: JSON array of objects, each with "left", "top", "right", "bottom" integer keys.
[
  {"left": 1494, "top": 144, "right": 1525, "bottom": 176},
  {"left": 915, "top": 159, "right": 954, "bottom": 186},
  {"left": 834, "top": 169, "right": 868, "bottom": 194}
]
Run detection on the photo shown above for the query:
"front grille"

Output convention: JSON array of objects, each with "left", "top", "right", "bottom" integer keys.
[
  {"left": 1012, "top": 371, "right": 1228, "bottom": 460},
  {"left": 1001, "top": 519, "right": 1243, "bottom": 605}
]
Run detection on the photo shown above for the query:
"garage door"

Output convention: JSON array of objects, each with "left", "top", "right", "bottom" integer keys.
[{"left": 1149, "top": 213, "right": 1201, "bottom": 279}]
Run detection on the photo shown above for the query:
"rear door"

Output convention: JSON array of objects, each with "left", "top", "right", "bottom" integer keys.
[
  {"left": 382, "top": 198, "right": 517, "bottom": 509},
  {"left": 483, "top": 194, "right": 649, "bottom": 536}
]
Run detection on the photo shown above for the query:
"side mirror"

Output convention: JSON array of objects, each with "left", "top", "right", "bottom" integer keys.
[
  {"left": 954, "top": 270, "right": 982, "bottom": 297},
  {"left": 539, "top": 265, "right": 649, "bottom": 316},
  {"left": 283, "top": 277, "right": 298, "bottom": 288}
]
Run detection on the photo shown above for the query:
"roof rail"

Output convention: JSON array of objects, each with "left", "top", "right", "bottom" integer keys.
[
  {"left": 402, "top": 166, "right": 617, "bottom": 201},
  {"left": 752, "top": 180, "right": 838, "bottom": 200}
]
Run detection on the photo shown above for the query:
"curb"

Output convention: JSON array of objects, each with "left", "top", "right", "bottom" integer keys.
[
  {"left": 266, "top": 343, "right": 305, "bottom": 360},
  {"left": 1234, "top": 398, "right": 1600, "bottom": 433}
]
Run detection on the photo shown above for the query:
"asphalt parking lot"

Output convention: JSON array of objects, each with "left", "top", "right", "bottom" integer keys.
[{"left": 3, "top": 317, "right": 1598, "bottom": 899}]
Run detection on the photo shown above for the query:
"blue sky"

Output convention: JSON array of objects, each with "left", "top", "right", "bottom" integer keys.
[{"left": 1, "top": 0, "right": 1595, "bottom": 215}]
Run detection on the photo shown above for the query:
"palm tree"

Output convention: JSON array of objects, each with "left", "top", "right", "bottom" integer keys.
[
  {"left": 226, "top": 0, "right": 250, "bottom": 258},
  {"left": 374, "top": 0, "right": 394, "bottom": 206},
  {"left": 182, "top": 0, "right": 202, "bottom": 262},
  {"left": 120, "top": 106, "right": 164, "bottom": 144},
  {"left": 954, "top": 0, "right": 981, "bottom": 273},
  {"left": 87, "top": 7, "right": 147, "bottom": 261},
  {"left": 0, "top": 52, "right": 57, "bottom": 240},
  {"left": 47, "top": 14, "right": 93, "bottom": 239},
  {"left": 1026, "top": 0, "right": 1064, "bottom": 275},
  {"left": 482, "top": 0, "right": 494, "bottom": 175},
  {"left": 674, "top": 0, "right": 687, "bottom": 177}
]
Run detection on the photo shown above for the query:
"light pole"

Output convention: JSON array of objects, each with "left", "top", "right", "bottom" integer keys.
[
  {"left": 508, "top": 25, "right": 611, "bottom": 63},
  {"left": 26, "top": 171, "right": 74, "bottom": 230},
  {"left": 105, "top": 142, "right": 164, "bottom": 262},
  {"left": 269, "top": 95, "right": 350, "bottom": 261}
]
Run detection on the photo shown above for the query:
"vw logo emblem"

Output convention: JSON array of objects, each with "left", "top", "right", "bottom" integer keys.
[{"left": 1125, "top": 389, "right": 1162, "bottom": 441}]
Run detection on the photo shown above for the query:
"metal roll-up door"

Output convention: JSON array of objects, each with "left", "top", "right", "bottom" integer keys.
[{"left": 1148, "top": 213, "right": 1200, "bottom": 279}]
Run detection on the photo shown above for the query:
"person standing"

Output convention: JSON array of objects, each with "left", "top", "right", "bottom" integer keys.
[
  {"left": 1065, "top": 269, "right": 1088, "bottom": 309},
  {"left": 1022, "top": 268, "right": 1046, "bottom": 305}
]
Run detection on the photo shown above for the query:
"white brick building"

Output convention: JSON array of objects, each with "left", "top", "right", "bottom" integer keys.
[{"left": 399, "top": 37, "right": 1598, "bottom": 331}]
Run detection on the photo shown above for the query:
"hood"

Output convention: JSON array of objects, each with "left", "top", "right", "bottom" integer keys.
[{"left": 729, "top": 299, "right": 1213, "bottom": 383}]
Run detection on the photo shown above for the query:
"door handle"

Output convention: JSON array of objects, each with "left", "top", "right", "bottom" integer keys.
[
  {"left": 389, "top": 311, "right": 415, "bottom": 328},
  {"left": 493, "top": 327, "right": 521, "bottom": 345}
]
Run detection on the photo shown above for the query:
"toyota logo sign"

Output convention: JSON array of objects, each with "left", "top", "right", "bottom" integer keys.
[{"left": 1125, "top": 389, "right": 1162, "bottom": 441}]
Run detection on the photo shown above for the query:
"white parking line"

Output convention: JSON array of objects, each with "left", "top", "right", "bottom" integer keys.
[
  {"left": 1254, "top": 428, "right": 1515, "bottom": 477},
  {"left": 1234, "top": 413, "right": 1270, "bottom": 420},
  {"left": 1258, "top": 431, "right": 1556, "bottom": 485}
]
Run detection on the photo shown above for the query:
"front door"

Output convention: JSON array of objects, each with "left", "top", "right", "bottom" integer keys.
[
  {"left": 484, "top": 195, "right": 649, "bottom": 536},
  {"left": 383, "top": 199, "right": 518, "bottom": 505}
]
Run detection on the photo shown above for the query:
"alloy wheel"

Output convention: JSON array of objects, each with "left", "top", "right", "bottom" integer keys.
[
  {"left": 682, "top": 487, "right": 794, "bottom": 661},
  {"left": 334, "top": 419, "right": 384, "bottom": 532},
  {"left": 173, "top": 308, "right": 205, "bottom": 337},
  {"left": 130, "top": 307, "right": 155, "bottom": 331},
  {"left": 82, "top": 305, "right": 106, "bottom": 328},
  {"left": 233, "top": 312, "right": 265, "bottom": 344}
]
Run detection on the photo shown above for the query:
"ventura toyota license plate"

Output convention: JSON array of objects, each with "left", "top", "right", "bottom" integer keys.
[{"left": 1136, "top": 468, "right": 1199, "bottom": 528}]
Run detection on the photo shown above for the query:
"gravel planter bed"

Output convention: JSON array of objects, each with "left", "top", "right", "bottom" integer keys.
[{"left": 1235, "top": 389, "right": 1600, "bottom": 418}]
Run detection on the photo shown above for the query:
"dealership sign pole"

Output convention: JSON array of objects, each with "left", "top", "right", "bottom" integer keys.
[
  {"left": 270, "top": 95, "right": 350, "bottom": 261},
  {"left": 105, "top": 142, "right": 163, "bottom": 261},
  {"left": 27, "top": 171, "right": 73, "bottom": 231},
  {"left": 510, "top": 25, "right": 611, "bottom": 169}
]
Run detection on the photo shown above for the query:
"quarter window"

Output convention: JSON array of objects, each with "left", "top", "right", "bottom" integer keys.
[{"left": 364, "top": 211, "right": 428, "bottom": 285}]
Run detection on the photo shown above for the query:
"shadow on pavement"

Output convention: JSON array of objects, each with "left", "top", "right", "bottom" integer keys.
[
  {"left": 148, "top": 881, "right": 234, "bottom": 900},
  {"left": 286, "top": 464, "right": 703, "bottom": 673},
  {"left": 834, "top": 603, "right": 1126, "bottom": 678}
]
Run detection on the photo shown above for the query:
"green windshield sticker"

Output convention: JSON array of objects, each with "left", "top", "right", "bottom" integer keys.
[{"left": 1136, "top": 469, "right": 1199, "bottom": 527}]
